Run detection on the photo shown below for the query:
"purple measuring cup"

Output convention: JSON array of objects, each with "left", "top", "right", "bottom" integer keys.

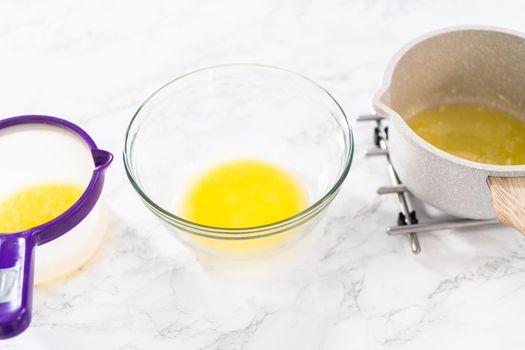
[{"left": 0, "top": 115, "right": 112, "bottom": 339}]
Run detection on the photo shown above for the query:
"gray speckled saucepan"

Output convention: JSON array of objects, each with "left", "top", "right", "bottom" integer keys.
[{"left": 373, "top": 26, "right": 525, "bottom": 233}]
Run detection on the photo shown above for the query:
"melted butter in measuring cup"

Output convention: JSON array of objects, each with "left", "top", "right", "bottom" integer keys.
[
  {"left": 0, "top": 123, "right": 107, "bottom": 284},
  {"left": 0, "top": 183, "right": 83, "bottom": 232}
]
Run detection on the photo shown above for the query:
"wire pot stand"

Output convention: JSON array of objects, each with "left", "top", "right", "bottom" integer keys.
[{"left": 357, "top": 114, "right": 500, "bottom": 254}]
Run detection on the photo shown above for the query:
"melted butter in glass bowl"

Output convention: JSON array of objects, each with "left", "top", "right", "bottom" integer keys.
[{"left": 124, "top": 64, "right": 353, "bottom": 259}]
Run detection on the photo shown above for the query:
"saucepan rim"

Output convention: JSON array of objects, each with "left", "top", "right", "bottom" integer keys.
[{"left": 373, "top": 25, "right": 525, "bottom": 174}]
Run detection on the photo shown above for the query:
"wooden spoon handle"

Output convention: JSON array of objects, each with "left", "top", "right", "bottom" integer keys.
[{"left": 487, "top": 176, "right": 525, "bottom": 235}]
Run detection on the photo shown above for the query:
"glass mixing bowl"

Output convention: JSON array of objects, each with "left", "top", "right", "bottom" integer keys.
[{"left": 124, "top": 64, "right": 353, "bottom": 258}]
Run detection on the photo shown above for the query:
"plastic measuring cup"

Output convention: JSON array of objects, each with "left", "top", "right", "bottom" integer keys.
[{"left": 0, "top": 115, "right": 112, "bottom": 339}]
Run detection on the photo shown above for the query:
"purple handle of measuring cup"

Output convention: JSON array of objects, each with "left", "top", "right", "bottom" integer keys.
[
  {"left": 0, "top": 232, "right": 35, "bottom": 339},
  {"left": 0, "top": 115, "right": 113, "bottom": 339}
]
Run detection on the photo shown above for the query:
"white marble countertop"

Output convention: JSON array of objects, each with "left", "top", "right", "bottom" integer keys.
[{"left": 3, "top": 0, "right": 525, "bottom": 349}]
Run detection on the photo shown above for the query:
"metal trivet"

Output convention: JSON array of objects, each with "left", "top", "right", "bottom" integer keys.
[{"left": 357, "top": 114, "right": 500, "bottom": 254}]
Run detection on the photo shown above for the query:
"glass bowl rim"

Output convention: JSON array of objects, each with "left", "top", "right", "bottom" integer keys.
[{"left": 123, "top": 63, "right": 354, "bottom": 235}]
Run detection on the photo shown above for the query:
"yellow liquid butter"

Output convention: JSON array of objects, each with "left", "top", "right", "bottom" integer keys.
[
  {"left": 182, "top": 159, "right": 307, "bottom": 253},
  {"left": 408, "top": 103, "right": 525, "bottom": 165},
  {"left": 0, "top": 183, "right": 83, "bottom": 232},
  {"left": 184, "top": 159, "right": 306, "bottom": 227}
]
